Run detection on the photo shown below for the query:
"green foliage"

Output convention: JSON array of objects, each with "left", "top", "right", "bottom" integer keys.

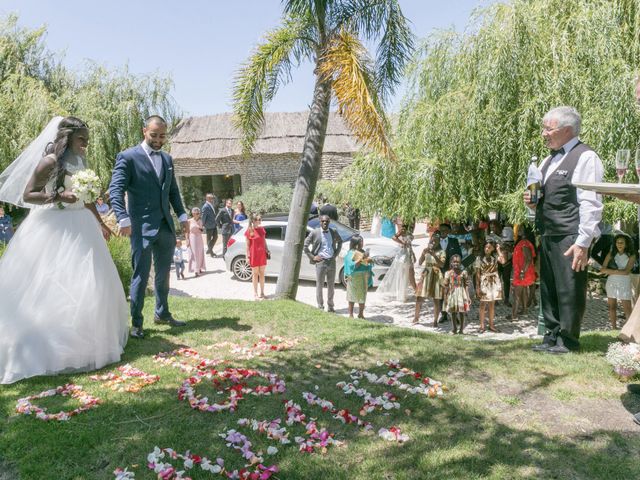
[
  {"left": 0, "top": 15, "right": 180, "bottom": 193},
  {"left": 342, "top": 0, "right": 640, "bottom": 223},
  {"left": 0, "top": 240, "right": 6, "bottom": 258},
  {"left": 107, "top": 235, "right": 132, "bottom": 294},
  {"left": 235, "top": 182, "right": 294, "bottom": 214},
  {"left": 315, "top": 179, "right": 347, "bottom": 206}
]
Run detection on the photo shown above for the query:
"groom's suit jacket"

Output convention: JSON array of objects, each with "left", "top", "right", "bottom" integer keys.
[{"left": 109, "top": 144, "right": 186, "bottom": 243}]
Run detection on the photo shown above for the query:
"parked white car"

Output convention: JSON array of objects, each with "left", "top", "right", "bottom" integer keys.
[{"left": 224, "top": 216, "right": 400, "bottom": 286}]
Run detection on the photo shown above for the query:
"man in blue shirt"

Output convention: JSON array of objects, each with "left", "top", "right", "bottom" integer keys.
[{"left": 304, "top": 215, "right": 343, "bottom": 312}]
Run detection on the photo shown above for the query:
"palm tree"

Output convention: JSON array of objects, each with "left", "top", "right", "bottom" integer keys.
[{"left": 233, "top": 0, "right": 414, "bottom": 299}]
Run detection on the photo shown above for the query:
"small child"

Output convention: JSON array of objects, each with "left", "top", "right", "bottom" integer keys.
[
  {"left": 474, "top": 239, "right": 506, "bottom": 333},
  {"left": 443, "top": 254, "right": 471, "bottom": 334},
  {"left": 174, "top": 239, "right": 186, "bottom": 280},
  {"left": 414, "top": 233, "right": 445, "bottom": 327},
  {"left": 601, "top": 233, "right": 636, "bottom": 329}
]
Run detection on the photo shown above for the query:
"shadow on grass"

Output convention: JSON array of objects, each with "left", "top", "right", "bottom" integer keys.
[{"left": 1, "top": 298, "right": 638, "bottom": 479}]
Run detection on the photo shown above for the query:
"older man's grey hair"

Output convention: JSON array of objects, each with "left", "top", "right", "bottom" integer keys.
[{"left": 543, "top": 106, "right": 581, "bottom": 136}]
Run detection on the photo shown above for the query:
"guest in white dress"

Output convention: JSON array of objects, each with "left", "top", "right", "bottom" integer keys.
[
  {"left": 0, "top": 116, "right": 128, "bottom": 384},
  {"left": 601, "top": 233, "right": 636, "bottom": 329}
]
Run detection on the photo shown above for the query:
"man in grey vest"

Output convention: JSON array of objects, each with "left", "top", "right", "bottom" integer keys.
[
  {"left": 524, "top": 106, "right": 604, "bottom": 354},
  {"left": 304, "top": 215, "right": 343, "bottom": 312}
]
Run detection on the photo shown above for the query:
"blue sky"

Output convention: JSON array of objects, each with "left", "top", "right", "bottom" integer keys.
[{"left": 0, "top": 0, "right": 493, "bottom": 117}]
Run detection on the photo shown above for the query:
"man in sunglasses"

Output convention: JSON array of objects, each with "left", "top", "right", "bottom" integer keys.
[{"left": 304, "top": 215, "right": 343, "bottom": 312}]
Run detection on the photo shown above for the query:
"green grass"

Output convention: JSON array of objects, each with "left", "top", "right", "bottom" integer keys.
[{"left": 1, "top": 298, "right": 639, "bottom": 479}]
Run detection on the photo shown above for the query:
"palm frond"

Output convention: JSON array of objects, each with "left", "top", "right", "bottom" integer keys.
[
  {"left": 318, "top": 29, "right": 394, "bottom": 159},
  {"left": 332, "top": 0, "right": 414, "bottom": 103},
  {"left": 232, "top": 17, "right": 316, "bottom": 154},
  {"left": 283, "top": 0, "right": 331, "bottom": 36}
]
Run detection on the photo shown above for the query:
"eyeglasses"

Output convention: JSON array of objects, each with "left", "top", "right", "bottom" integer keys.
[{"left": 541, "top": 125, "right": 563, "bottom": 133}]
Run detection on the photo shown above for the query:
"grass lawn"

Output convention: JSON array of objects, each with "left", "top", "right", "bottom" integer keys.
[{"left": 1, "top": 297, "right": 639, "bottom": 479}]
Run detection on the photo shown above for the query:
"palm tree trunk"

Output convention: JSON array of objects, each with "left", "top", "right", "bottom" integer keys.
[{"left": 274, "top": 74, "right": 332, "bottom": 300}]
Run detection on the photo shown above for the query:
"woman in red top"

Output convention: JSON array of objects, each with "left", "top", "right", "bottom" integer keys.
[
  {"left": 511, "top": 224, "right": 536, "bottom": 321},
  {"left": 245, "top": 214, "right": 269, "bottom": 300}
]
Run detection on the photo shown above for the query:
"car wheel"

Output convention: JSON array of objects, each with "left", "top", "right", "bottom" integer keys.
[
  {"left": 339, "top": 268, "right": 347, "bottom": 288},
  {"left": 231, "top": 256, "right": 252, "bottom": 281}
]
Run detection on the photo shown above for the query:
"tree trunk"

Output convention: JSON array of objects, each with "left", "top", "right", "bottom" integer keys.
[{"left": 274, "top": 74, "right": 332, "bottom": 300}]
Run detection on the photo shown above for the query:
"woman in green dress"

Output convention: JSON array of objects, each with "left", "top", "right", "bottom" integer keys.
[{"left": 344, "top": 235, "right": 373, "bottom": 319}]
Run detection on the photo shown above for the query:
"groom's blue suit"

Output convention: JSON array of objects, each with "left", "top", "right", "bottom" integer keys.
[{"left": 109, "top": 144, "right": 186, "bottom": 328}]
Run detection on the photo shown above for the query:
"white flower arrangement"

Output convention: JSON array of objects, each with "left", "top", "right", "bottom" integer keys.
[
  {"left": 70, "top": 169, "right": 102, "bottom": 204},
  {"left": 605, "top": 342, "right": 640, "bottom": 375}
]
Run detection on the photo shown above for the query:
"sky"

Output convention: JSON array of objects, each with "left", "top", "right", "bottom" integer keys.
[{"left": 0, "top": 0, "right": 494, "bottom": 117}]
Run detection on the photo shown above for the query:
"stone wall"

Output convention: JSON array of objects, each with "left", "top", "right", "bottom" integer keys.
[{"left": 174, "top": 153, "right": 354, "bottom": 192}]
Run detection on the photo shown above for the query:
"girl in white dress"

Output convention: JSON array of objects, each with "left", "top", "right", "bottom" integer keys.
[
  {"left": 601, "top": 233, "right": 636, "bottom": 330},
  {"left": 0, "top": 117, "right": 128, "bottom": 384}
]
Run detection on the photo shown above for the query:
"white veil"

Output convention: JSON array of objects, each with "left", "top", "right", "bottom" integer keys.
[{"left": 0, "top": 116, "right": 63, "bottom": 208}]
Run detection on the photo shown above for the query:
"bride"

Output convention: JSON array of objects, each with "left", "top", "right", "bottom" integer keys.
[
  {"left": 0, "top": 116, "right": 128, "bottom": 384},
  {"left": 377, "top": 224, "right": 416, "bottom": 302}
]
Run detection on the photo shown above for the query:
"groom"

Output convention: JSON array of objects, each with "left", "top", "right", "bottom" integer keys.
[{"left": 109, "top": 115, "right": 189, "bottom": 338}]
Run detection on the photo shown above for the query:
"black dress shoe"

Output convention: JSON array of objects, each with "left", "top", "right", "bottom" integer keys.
[
  {"left": 532, "top": 342, "right": 554, "bottom": 352},
  {"left": 627, "top": 384, "right": 640, "bottom": 395},
  {"left": 130, "top": 327, "right": 145, "bottom": 339},
  {"left": 546, "top": 344, "right": 571, "bottom": 355},
  {"left": 154, "top": 315, "right": 186, "bottom": 327}
]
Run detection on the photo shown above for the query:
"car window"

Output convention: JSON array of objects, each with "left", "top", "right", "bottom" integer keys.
[
  {"left": 264, "top": 226, "right": 283, "bottom": 241},
  {"left": 308, "top": 218, "right": 356, "bottom": 242}
]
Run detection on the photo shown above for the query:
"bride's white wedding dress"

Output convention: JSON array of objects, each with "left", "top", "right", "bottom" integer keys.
[{"left": 0, "top": 159, "right": 128, "bottom": 384}]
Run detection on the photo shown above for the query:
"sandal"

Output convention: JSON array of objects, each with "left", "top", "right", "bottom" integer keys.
[
  {"left": 478, "top": 327, "right": 486, "bottom": 333},
  {"left": 488, "top": 327, "right": 500, "bottom": 333}
]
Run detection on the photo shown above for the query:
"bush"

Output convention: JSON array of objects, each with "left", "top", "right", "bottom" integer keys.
[
  {"left": 0, "top": 241, "right": 6, "bottom": 258},
  {"left": 234, "top": 183, "right": 293, "bottom": 215},
  {"left": 108, "top": 235, "right": 133, "bottom": 294}
]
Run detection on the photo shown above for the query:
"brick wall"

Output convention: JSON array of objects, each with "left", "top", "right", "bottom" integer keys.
[{"left": 174, "top": 153, "right": 354, "bottom": 191}]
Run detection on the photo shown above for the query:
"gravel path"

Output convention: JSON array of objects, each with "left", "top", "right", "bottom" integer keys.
[{"left": 169, "top": 233, "right": 614, "bottom": 341}]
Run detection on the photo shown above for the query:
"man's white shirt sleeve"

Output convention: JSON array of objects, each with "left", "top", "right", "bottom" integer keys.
[{"left": 572, "top": 151, "right": 604, "bottom": 248}]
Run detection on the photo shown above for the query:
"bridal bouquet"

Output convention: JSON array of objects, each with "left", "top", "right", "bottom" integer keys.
[
  {"left": 605, "top": 342, "right": 640, "bottom": 379},
  {"left": 71, "top": 169, "right": 102, "bottom": 203}
]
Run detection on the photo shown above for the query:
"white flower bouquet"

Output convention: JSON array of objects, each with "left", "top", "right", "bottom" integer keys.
[
  {"left": 605, "top": 342, "right": 640, "bottom": 379},
  {"left": 71, "top": 169, "right": 102, "bottom": 203}
]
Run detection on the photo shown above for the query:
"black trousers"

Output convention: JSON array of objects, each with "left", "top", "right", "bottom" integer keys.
[
  {"left": 222, "top": 233, "right": 232, "bottom": 256},
  {"left": 539, "top": 234, "right": 587, "bottom": 349},
  {"left": 205, "top": 228, "right": 218, "bottom": 255},
  {"left": 500, "top": 261, "right": 513, "bottom": 301}
]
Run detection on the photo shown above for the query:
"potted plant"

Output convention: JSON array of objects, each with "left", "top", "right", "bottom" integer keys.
[{"left": 605, "top": 342, "right": 640, "bottom": 380}]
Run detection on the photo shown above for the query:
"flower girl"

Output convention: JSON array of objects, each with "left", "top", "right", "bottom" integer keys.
[{"left": 443, "top": 254, "right": 471, "bottom": 334}]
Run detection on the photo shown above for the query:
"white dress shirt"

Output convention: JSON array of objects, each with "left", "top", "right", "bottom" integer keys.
[
  {"left": 117, "top": 141, "right": 188, "bottom": 228},
  {"left": 539, "top": 136, "right": 604, "bottom": 248},
  {"left": 440, "top": 237, "right": 448, "bottom": 251}
]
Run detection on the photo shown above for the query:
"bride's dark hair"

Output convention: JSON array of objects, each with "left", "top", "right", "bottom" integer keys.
[{"left": 44, "top": 116, "right": 89, "bottom": 190}]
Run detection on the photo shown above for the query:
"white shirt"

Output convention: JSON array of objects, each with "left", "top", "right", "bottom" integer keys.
[
  {"left": 539, "top": 136, "right": 604, "bottom": 248},
  {"left": 440, "top": 237, "right": 448, "bottom": 251},
  {"left": 117, "top": 142, "right": 188, "bottom": 228},
  {"left": 141, "top": 141, "right": 164, "bottom": 178}
]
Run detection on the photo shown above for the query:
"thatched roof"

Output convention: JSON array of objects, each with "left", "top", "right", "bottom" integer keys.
[{"left": 170, "top": 112, "right": 359, "bottom": 160}]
